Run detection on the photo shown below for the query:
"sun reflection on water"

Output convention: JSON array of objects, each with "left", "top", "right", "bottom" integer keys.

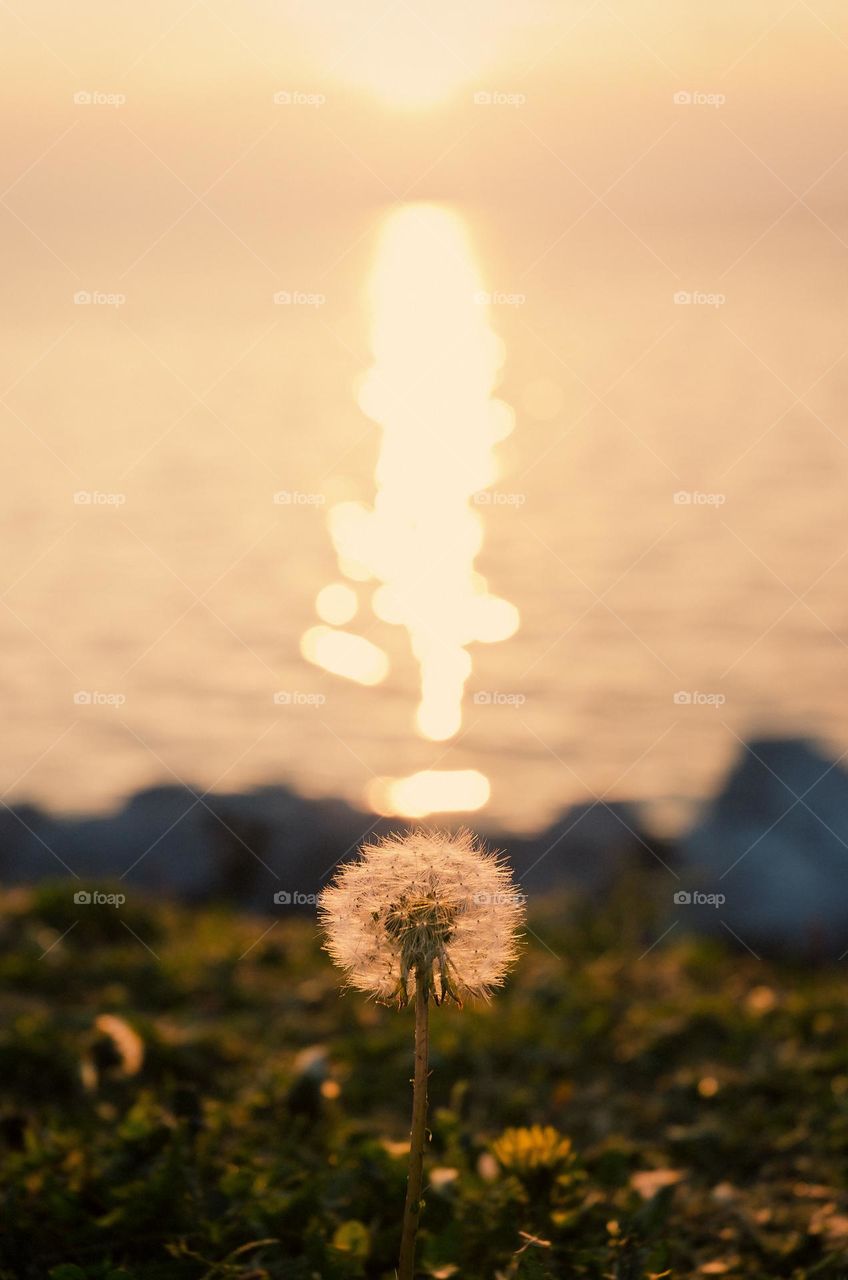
[
  {"left": 300, "top": 625, "right": 388, "bottom": 686},
  {"left": 304, "top": 203, "right": 518, "bottom": 815},
  {"left": 367, "top": 769, "right": 491, "bottom": 819}
]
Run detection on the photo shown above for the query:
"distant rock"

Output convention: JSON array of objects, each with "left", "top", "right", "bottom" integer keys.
[
  {"left": 0, "top": 784, "right": 676, "bottom": 909},
  {"left": 5, "top": 742, "right": 847, "bottom": 955},
  {"left": 506, "top": 800, "right": 674, "bottom": 898},
  {"left": 682, "top": 737, "right": 848, "bottom": 957},
  {"left": 0, "top": 785, "right": 383, "bottom": 910},
  {"left": 0, "top": 803, "right": 63, "bottom": 883}
]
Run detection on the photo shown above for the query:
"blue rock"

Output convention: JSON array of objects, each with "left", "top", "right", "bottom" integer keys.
[{"left": 682, "top": 737, "right": 848, "bottom": 956}]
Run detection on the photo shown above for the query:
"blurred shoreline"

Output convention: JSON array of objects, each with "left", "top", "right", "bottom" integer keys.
[{"left": 5, "top": 733, "right": 848, "bottom": 957}]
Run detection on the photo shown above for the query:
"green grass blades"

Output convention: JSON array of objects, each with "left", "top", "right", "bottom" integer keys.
[{"left": 1, "top": 880, "right": 847, "bottom": 1278}]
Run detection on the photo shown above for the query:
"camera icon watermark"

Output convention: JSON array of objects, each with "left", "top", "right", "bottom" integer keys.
[
  {"left": 273, "top": 890, "right": 318, "bottom": 905},
  {"left": 272, "top": 90, "right": 326, "bottom": 107},
  {"left": 73, "top": 90, "right": 127, "bottom": 108},
  {"left": 673, "top": 691, "right": 726, "bottom": 707},
  {"left": 673, "top": 889, "right": 725, "bottom": 908},
  {"left": 473, "top": 691, "right": 526, "bottom": 706},
  {"left": 472, "top": 490, "right": 526, "bottom": 507},
  {"left": 673, "top": 290, "right": 726, "bottom": 308},
  {"left": 473, "top": 890, "right": 527, "bottom": 906},
  {"left": 272, "top": 290, "right": 326, "bottom": 307},
  {"left": 673, "top": 90, "right": 726, "bottom": 108},
  {"left": 74, "top": 889, "right": 126, "bottom": 907},
  {"left": 73, "top": 691, "right": 126, "bottom": 706},
  {"left": 673, "top": 490, "right": 726, "bottom": 506},
  {"left": 73, "top": 290, "right": 126, "bottom": 307},
  {"left": 473, "top": 90, "right": 527, "bottom": 107},
  {"left": 273, "top": 490, "right": 326, "bottom": 505},
  {"left": 73, "top": 490, "right": 126, "bottom": 506}
]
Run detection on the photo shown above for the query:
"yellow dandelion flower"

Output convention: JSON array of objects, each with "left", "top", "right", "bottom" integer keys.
[{"left": 492, "top": 1125, "right": 575, "bottom": 1174}]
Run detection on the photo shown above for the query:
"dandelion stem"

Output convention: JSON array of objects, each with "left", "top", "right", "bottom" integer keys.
[{"left": 398, "top": 966, "right": 429, "bottom": 1280}]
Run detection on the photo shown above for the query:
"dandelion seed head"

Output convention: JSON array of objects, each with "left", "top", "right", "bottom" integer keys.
[{"left": 319, "top": 828, "right": 524, "bottom": 1005}]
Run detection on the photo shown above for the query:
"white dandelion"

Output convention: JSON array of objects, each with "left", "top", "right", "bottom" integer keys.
[
  {"left": 319, "top": 828, "right": 524, "bottom": 1280},
  {"left": 319, "top": 827, "right": 524, "bottom": 1006}
]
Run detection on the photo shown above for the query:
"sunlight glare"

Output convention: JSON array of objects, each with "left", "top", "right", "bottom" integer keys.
[
  {"left": 367, "top": 769, "right": 490, "bottom": 818},
  {"left": 297, "top": 1, "right": 516, "bottom": 109},
  {"left": 315, "top": 582, "right": 359, "bottom": 626},
  {"left": 301, "top": 625, "right": 388, "bottom": 686},
  {"left": 322, "top": 203, "right": 519, "bottom": 742}
]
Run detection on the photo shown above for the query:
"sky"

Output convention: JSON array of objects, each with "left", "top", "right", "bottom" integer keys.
[{"left": 3, "top": 0, "right": 848, "bottom": 244}]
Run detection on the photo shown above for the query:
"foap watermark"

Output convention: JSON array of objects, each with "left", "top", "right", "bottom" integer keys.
[
  {"left": 473, "top": 490, "right": 526, "bottom": 507},
  {"left": 673, "top": 691, "right": 726, "bottom": 707},
  {"left": 74, "top": 490, "right": 126, "bottom": 506},
  {"left": 73, "top": 90, "right": 126, "bottom": 108},
  {"left": 273, "top": 691, "right": 326, "bottom": 706},
  {"left": 273, "top": 890, "right": 318, "bottom": 906},
  {"left": 74, "top": 890, "right": 126, "bottom": 907},
  {"left": 674, "top": 889, "right": 725, "bottom": 908},
  {"left": 74, "top": 691, "right": 126, "bottom": 706},
  {"left": 272, "top": 290, "right": 325, "bottom": 307},
  {"left": 673, "top": 290, "right": 726, "bottom": 308},
  {"left": 473, "top": 90, "right": 526, "bottom": 107},
  {"left": 473, "top": 691, "right": 526, "bottom": 706},
  {"left": 73, "top": 290, "right": 126, "bottom": 307},
  {"left": 273, "top": 490, "right": 325, "bottom": 506},
  {"left": 473, "top": 891, "right": 527, "bottom": 906},
  {"left": 272, "top": 90, "right": 326, "bottom": 107},
  {"left": 673, "top": 90, "right": 726, "bottom": 108},
  {"left": 673, "top": 490, "right": 725, "bottom": 506},
  {"left": 473, "top": 290, "right": 526, "bottom": 307}
]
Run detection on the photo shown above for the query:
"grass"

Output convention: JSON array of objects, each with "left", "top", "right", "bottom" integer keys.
[{"left": 1, "top": 878, "right": 847, "bottom": 1278}]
